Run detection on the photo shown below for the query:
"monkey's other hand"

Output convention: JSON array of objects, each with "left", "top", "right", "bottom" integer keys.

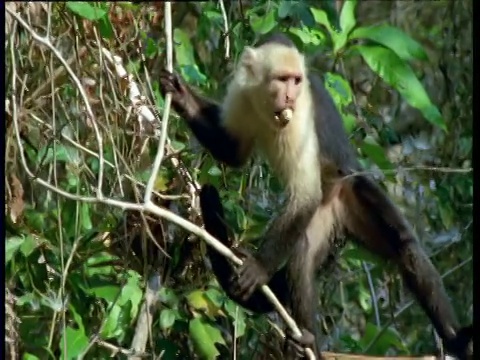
[
  {"left": 445, "top": 325, "right": 473, "bottom": 360},
  {"left": 231, "top": 255, "right": 270, "bottom": 301},
  {"left": 284, "top": 327, "right": 316, "bottom": 360},
  {"left": 158, "top": 70, "right": 190, "bottom": 113}
]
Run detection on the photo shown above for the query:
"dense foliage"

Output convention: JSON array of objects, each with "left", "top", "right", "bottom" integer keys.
[{"left": 5, "top": 1, "right": 472, "bottom": 359}]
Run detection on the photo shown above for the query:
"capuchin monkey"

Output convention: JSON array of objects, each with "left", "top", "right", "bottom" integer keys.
[{"left": 159, "top": 33, "right": 472, "bottom": 359}]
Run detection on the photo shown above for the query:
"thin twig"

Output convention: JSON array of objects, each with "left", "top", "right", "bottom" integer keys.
[
  {"left": 144, "top": 2, "right": 173, "bottom": 205},
  {"left": 218, "top": 0, "right": 230, "bottom": 59},
  {"left": 6, "top": 8, "right": 106, "bottom": 197},
  {"left": 362, "top": 261, "right": 381, "bottom": 327}
]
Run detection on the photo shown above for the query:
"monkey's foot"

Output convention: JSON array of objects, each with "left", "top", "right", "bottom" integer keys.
[
  {"left": 284, "top": 328, "right": 316, "bottom": 360},
  {"left": 444, "top": 325, "right": 473, "bottom": 360}
]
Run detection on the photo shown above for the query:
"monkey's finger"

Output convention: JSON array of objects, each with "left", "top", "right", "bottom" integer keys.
[
  {"left": 237, "top": 274, "right": 258, "bottom": 300},
  {"left": 240, "top": 284, "right": 257, "bottom": 302},
  {"left": 284, "top": 338, "right": 305, "bottom": 360},
  {"left": 231, "top": 273, "right": 255, "bottom": 298}
]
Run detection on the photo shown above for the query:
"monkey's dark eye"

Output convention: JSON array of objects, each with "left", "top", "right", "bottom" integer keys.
[
  {"left": 294, "top": 76, "right": 302, "bottom": 85},
  {"left": 277, "top": 75, "right": 289, "bottom": 82}
]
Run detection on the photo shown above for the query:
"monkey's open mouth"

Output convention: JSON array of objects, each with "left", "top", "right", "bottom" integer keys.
[{"left": 273, "top": 109, "right": 293, "bottom": 128}]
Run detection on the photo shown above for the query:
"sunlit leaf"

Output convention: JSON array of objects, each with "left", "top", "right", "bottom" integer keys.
[
  {"left": 289, "top": 27, "right": 325, "bottom": 46},
  {"left": 324, "top": 72, "right": 353, "bottom": 105},
  {"left": 19, "top": 235, "right": 41, "bottom": 258},
  {"left": 208, "top": 166, "right": 222, "bottom": 177},
  {"left": 339, "top": 0, "right": 357, "bottom": 35},
  {"left": 360, "top": 135, "right": 394, "bottom": 171},
  {"left": 351, "top": 25, "right": 428, "bottom": 61},
  {"left": 59, "top": 326, "right": 89, "bottom": 360},
  {"left": 66, "top": 2, "right": 107, "bottom": 21},
  {"left": 311, "top": 7, "right": 334, "bottom": 34},
  {"left": 189, "top": 318, "right": 225, "bottom": 360},
  {"left": 356, "top": 45, "right": 445, "bottom": 130},
  {"left": 6, "top": 236, "right": 25, "bottom": 263},
  {"left": 174, "top": 29, "right": 195, "bottom": 66},
  {"left": 250, "top": 11, "right": 277, "bottom": 35},
  {"left": 88, "top": 285, "right": 121, "bottom": 303},
  {"left": 160, "top": 309, "right": 177, "bottom": 330}
]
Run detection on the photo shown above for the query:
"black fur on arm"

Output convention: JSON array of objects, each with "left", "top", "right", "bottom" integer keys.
[
  {"left": 159, "top": 70, "right": 246, "bottom": 167},
  {"left": 199, "top": 184, "right": 288, "bottom": 313}
]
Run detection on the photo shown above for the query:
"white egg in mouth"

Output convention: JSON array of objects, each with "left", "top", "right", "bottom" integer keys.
[{"left": 274, "top": 108, "right": 293, "bottom": 128}]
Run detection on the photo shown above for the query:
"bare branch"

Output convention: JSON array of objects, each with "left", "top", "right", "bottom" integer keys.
[
  {"left": 144, "top": 2, "right": 174, "bottom": 205},
  {"left": 218, "top": 0, "right": 230, "bottom": 59},
  {"left": 6, "top": 8, "right": 106, "bottom": 197}
]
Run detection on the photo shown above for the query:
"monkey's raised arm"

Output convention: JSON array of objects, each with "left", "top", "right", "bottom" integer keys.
[{"left": 159, "top": 71, "right": 253, "bottom": 167}]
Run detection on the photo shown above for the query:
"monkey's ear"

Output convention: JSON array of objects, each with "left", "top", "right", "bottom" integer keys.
[
  {"left": 240, "top": 47, "right": 258, "bottom": 67},
  {"left": 238, "top": 47, "right": 261, "bottom": 81}
]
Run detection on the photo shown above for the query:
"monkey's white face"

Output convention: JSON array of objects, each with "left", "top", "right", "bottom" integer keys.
[
  {"left": 238, "top": 44, "right": 306, "bottom": 129},
  {"left": 267, "top": 70, "right": 303, "bottom": 127}
]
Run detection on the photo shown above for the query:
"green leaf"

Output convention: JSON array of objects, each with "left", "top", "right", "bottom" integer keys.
[
  {"left": 80, "top": 203, "right": 92, "bottom": 231},
  {"left": 98, "top": 16, "right": 114, "bottom": 39},
  {"left": 160, "top": 309, "right": 177, "bottom": 330},
  {"left": 187, "top": 290, "right": 211, "bottom": 312},
  {"left": 189, "top": 318, "right": 225, "bottom": 360},
  {"left": 158, "top": 288, "right": 180, "bottom": 308},
  {"left": 204, "top": 288, "right": 225, "bottom": 308},
  {"left": 289, "top": 27, "right": 325, "bottom": 46},
  {"left": 66, "top": 2, "right": 107, "bottom": 21},
  {"left": 120, "top": 273, "right": 143, "bottom": 317},
  {"left": 324, "top": 73, "right": 356, "bottom": 133},
  {"left": 250, "top": 11, "right": 277, "bottom": 35},
  {"left": 332, "top": 0, "right": 357, "bottom": 52},
  {"left": 174, "top": 29, "right": 195, "bottom": 67},
  {"left": 23, "top": 354, "right": 40, "bottom": 360},
  {"left": 88, "top": 285, "right": 121, "bottom": 303},
  {"left": 181, "top": 64, "right": 207, "bottom": 85},
  {"left": 342, "top": 113, "right": 357, "bottom": 134},
  {"left": 360, "top": 323, "right": 405, "bottom": 354},
  {"left": 59, "top": 326, "right": 89, "bottom": 360},
  {"left": 144, "top": 36, "right": 159, "bottom": 59},
  {"left": 296, "top": 4, "right": 316, "bottom": 27},
  {"left": 310, "top": 7, "right": 334, "bottom": 34},
  {"left": 356, "top": 45, "right": 445, "bottom": 130},
  {"left": 20, "top": 235, "right": 41, "bottom": 257},
  {"left": 36, "top": 144, "right": 80, "bottom": 165},
  {"left": 351, "top": 25, "right": 428, "bottom": 61},
  {"left": 318, "top": 0, "right": 340, "bottom": 30},
  {"left": 170, "top": 140, "right": 186, "bottom": 152},
  {"left": 324, "top": 72, "right": 353, "bottom": 106},
  {"left": 204, "top": 10, "right": 223, "bottom": 23},
  {"left": 343, "top": 246, "right": 384, "bottom": 265},
  {"left": 339, "top": 0, "right": 357, "bottom": 35},
  {"left": 69, "top": 304, "right": 86, "bottom": 333},
  {"left": 101, "top": 304, "right": 122, "bottom": 339},
  {"left": 360, "top": 135, "right": 394, "bottom": 171},
  {"left": 311, "top": 6, "right": 349, "bottom": 53},
  {"left": 6, "top": 236, "right": 25, "bottom": 263},
  {"left": 278, "top": 1, "right": 294, "bottom": 19},
  {"left": 208, "top": 166, "right": 222, "bottom": 177},
  {"left": 232, "top": 310, "right": 247, "bottom": 338}
]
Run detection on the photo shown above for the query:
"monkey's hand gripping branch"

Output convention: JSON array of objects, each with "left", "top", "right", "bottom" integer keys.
[{"left": 199, "top": 185, "right": 316, "bottom": 359}]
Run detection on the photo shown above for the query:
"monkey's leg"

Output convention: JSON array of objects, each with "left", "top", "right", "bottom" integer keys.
[
  {"left": 283, "top": 231, "right": 332, "bottom": 360},
  {"left": 341, "top": 177, "right": 472, "bottom": 360},
  {"left": 199, "top": 184, "right": 288, "bottom": 313}
]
